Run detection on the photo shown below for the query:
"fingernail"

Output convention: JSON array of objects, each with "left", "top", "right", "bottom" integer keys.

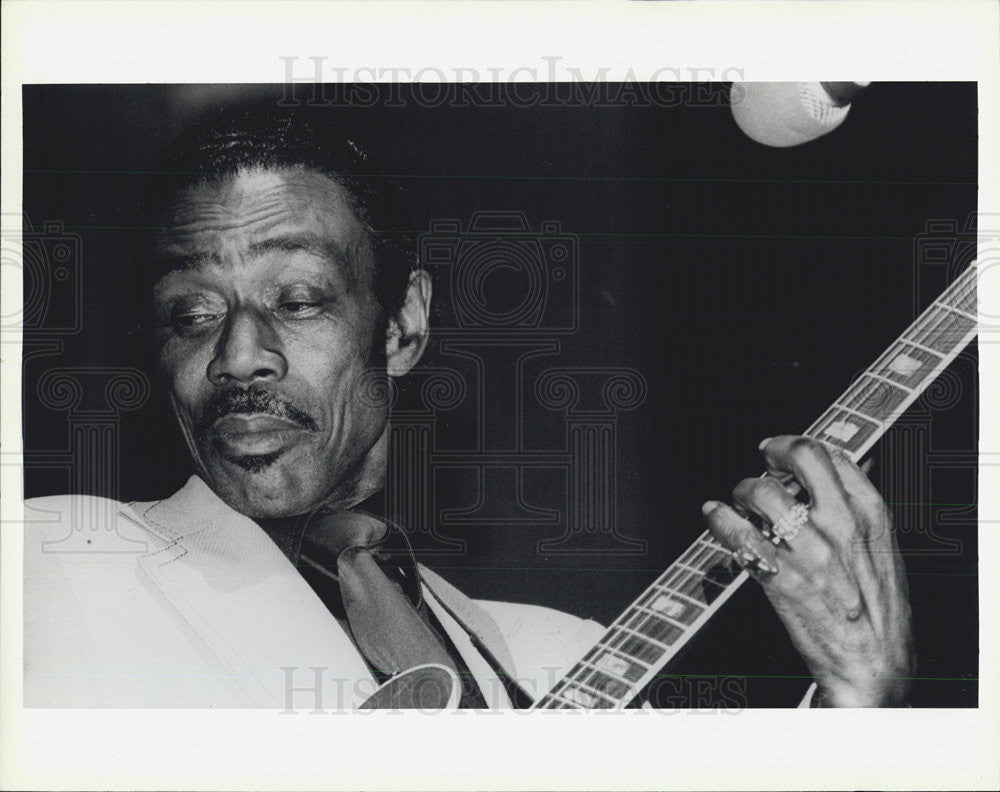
[
  {"left": 757, "top": 556, "right": 778, "bottom": 574},
  {"left": 758, "top": 437, "right": 772, "bottom": 451},
  {"left": 732, "top": 546, "right": 777, "bottom": 575},
  {"left": 701, "top": 500, "right": 721, "bottom": 516}
]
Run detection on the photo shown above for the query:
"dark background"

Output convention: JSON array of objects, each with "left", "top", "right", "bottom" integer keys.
[{"left": 22, "top": 83, "right": 979, "bottom": 706}]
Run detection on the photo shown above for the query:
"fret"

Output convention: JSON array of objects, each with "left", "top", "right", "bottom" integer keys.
[
  {"left": 657, "top": 567, "right": 703, "bottom": 604},
  {"left": 625, "top": 607, "right": 685, "bottom": 646},
  {"left": 830, "top": 402, "right": 886, "bottom": 430},
  {"left": 670, "top": 566, "right": 722, "bottom": 605},
  {"left": 917, "top": 304, "right": 978, "bottom": 351},
  {"left": 678, "top": 540, "right": 725, "bottom": 563},
  {"left": 641, "top": 584, "right": 705, "bottom": 623},
  {"left": 584, "top": 656, "right": 638, "bottom": 687},
  {"left": 651, "top": 549, "right": 733, "bottom": 609},
  {"left": 678, "top": 541, "right": 723, "bottom": 571},
  {"left": 870, "top": 342, "right": 943, "bottom": 391},
  {"left": 608, "top": 625, "right": 672, "bottom": 658},
  {"left": 582, "top": 657, "right": 631, "bottom": 686},
  {"left": 662, "top": 562, "right": 709, "bottom": 594},
  {"left": 808, "top": 405, "right": 882, "bottom": 453},
  {"left": 676, "top": 551, "right": 714, "bottom": 576},
  {"left": 936, "top": 262, "right": 976, "bottom": 303},
  {"left": 897, "top": 336, "right": 950, "bottom": 359},
  {"left": 693, "top": 573, "right": 729, "bottom": 605},
  {"left": 676, "top": 560, "right": 710, "bottom": 577},
  {"left": 636, "top": 586, "right": 697, "bottom": 626},
  {"left": 618, "top": 623, "right": 673, "bottom": 653},
  {"left": 560, "top": 678, "right": 618, "bottom": 708},
  {"left": 863, "top": 371, "right": 915, "bottom": 394},
  {"left": 574, "top": 666, "right": 635, "bottom": 702},
  {"left": 636, "top": 603, "right": 688, "bottom": 631},
  {"left": 696, "top": 536, "right": 727, "bottom": 554},
  {"left": 684, "top": 541, "right": 732, "bottom": 570},
  {"left": 838, "top": 375, "right": 911, "bottom": 424},
  {"left": 938, "top": 270, "right": 977, "bottom": 315},
  {"left": 531, "top": 264, "right": 978, "bottom": 710},
  {"left": 935, "top": 300, "right": 976, "bottom": 322},
  {"left": 655, "top": 572, "right": 710, "bottom": 609},
  {"left": 587, "top": 647, "right": 650, "bottom": 680},
  {"left": 668, "top": 565, "right": 731, "bottom": 606},
  {"left": 551, "top": 688, "right": 607, "bottom": 708}
]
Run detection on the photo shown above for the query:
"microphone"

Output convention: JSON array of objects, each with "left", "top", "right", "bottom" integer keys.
[{"left": 730, "top": 82, "right": 870, "bottom": 147}]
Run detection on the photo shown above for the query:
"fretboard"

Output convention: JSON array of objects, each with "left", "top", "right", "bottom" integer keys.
[{"left": 533, "top": 262, "right": 978, "bottom": 710}]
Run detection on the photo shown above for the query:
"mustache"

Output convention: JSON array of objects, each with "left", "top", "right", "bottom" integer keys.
[{"left": 198, "top": 388, "right": 318, "bottom": 433}]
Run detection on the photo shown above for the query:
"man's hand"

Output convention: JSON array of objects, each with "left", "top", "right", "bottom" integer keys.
[{"left": 701, "top": 435, "right": 915, "bottom": 707}]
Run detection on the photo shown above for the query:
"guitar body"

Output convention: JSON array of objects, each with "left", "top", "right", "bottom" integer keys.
[{"left": 359, "top": 664, "right": 461, "bottom": 710}]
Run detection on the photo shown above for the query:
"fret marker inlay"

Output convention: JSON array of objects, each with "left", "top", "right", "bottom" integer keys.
[
  {"left": 529, "top": 263, "right": 978, "bottom": 711},
  {"left": 562, "top": 688, "right": 596, "bottom": 707},
  {"left": 889, "top": 353, "right": 921, "bottom": 377},
  {"left": 824, "top": 420, "right": 859, "bottom": 442},
  {"left": 651, "top": 594, "right": 686, "bottom": 619},
  {"left": 596, "top": 653, "right": 630, "bottom": 677}
]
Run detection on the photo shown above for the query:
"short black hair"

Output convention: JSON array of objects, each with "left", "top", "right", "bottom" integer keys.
[{"left": 139, "top": 105, "right": 417, "bottom": 318}]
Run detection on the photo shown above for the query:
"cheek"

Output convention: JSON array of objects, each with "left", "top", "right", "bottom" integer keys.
[
  {"left": 158, "top": 344, "right": 209, "bottom": 414},
  {"left": 308, "top": 351, "right": 383, "bottom": 435}
]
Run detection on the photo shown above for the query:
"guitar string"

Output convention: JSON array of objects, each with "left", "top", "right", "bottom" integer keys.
[{"left": 535, "top": 264, "right": 978, "bottom": 709}]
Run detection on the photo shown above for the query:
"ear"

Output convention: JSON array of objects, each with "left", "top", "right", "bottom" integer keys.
[{"left": 385, "top": 269, "right": 432, "bottom": 378}]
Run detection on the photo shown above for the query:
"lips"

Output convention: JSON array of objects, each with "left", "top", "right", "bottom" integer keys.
[{"left": 211, "top": 414, "right": 310, "bottom": 456}]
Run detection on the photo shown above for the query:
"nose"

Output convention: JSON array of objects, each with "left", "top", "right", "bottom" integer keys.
[{"left": 207, "top": 307, "right": 288, "bottom": 386}]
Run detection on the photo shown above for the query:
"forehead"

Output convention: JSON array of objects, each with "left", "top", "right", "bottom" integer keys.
[{"left": 153, "top": 167, "right": 371, "bottom": 278}]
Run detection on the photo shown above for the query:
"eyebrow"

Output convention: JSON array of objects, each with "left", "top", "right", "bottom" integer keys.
[
  {"left": 155, "top": 234, "right": 350, "bottom": 274},
  {"left": 246, "top": 234, "right": 347, "bottom": 264},
  {"left": 155, "top": 249, "right": 223, "bottom": 273}
]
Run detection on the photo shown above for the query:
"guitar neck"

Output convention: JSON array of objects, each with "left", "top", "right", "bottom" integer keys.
[{"left": 533, "top": 263, "right": 978, "bottom": 709}]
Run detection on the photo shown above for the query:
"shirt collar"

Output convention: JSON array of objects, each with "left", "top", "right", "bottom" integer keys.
[{"left": 298, "top": 505, "right": 423, "bottom": 608}]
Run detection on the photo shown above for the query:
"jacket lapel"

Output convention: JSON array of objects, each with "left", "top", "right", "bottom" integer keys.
[
  {"left": 419, "top": 564, "right": 529, "bottom": 708},
  {"left": 128, "top": 476, "right": 377, "bottom": 710}
]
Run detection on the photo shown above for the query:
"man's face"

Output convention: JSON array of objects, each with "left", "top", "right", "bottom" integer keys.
[{"left": 152, "top": 167, "right": 389, "bottom": 518}]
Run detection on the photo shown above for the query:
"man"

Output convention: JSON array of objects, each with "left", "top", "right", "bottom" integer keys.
[{"left": 23, "top": 108, "right": 913, "bottom": 709}]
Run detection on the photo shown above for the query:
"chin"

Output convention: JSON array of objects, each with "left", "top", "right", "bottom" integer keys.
[{"left": 205, "top": 457, "right": 322, "bottom": 519}]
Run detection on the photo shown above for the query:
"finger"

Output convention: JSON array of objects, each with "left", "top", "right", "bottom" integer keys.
[
  {"left": 829, "top": 449, "right": 882, "bottom": 506},
  {"left": 732, "top": 475, "right": 823, "bottom": 550},
  {"left": 829, "top": 449, "right": 894, "bottom": 554},
  {"left": 828, "top": 450, "right": 899, "bottom": 622},
  {"left": 701, "top": 501, "right": 779, "bottom": 577},
  {"left": 733, "top": 475, "right": 798, "bottom": 526},
  {"left": 760, "top": 436, "right": 867, "bottom": 552},
  {"left": 758, "top": 436, "right": 847, "bottom": 511},
  {"left": 730, "top": 477, "right": 865, "bottom": 619},
  {"left": 704, "top": 500, "right": 862, "bottom": 620}
]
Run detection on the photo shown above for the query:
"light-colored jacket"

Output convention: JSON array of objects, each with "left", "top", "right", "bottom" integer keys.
[{"left": 23, "top": 476, "right": 604, "bottom": 709}]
